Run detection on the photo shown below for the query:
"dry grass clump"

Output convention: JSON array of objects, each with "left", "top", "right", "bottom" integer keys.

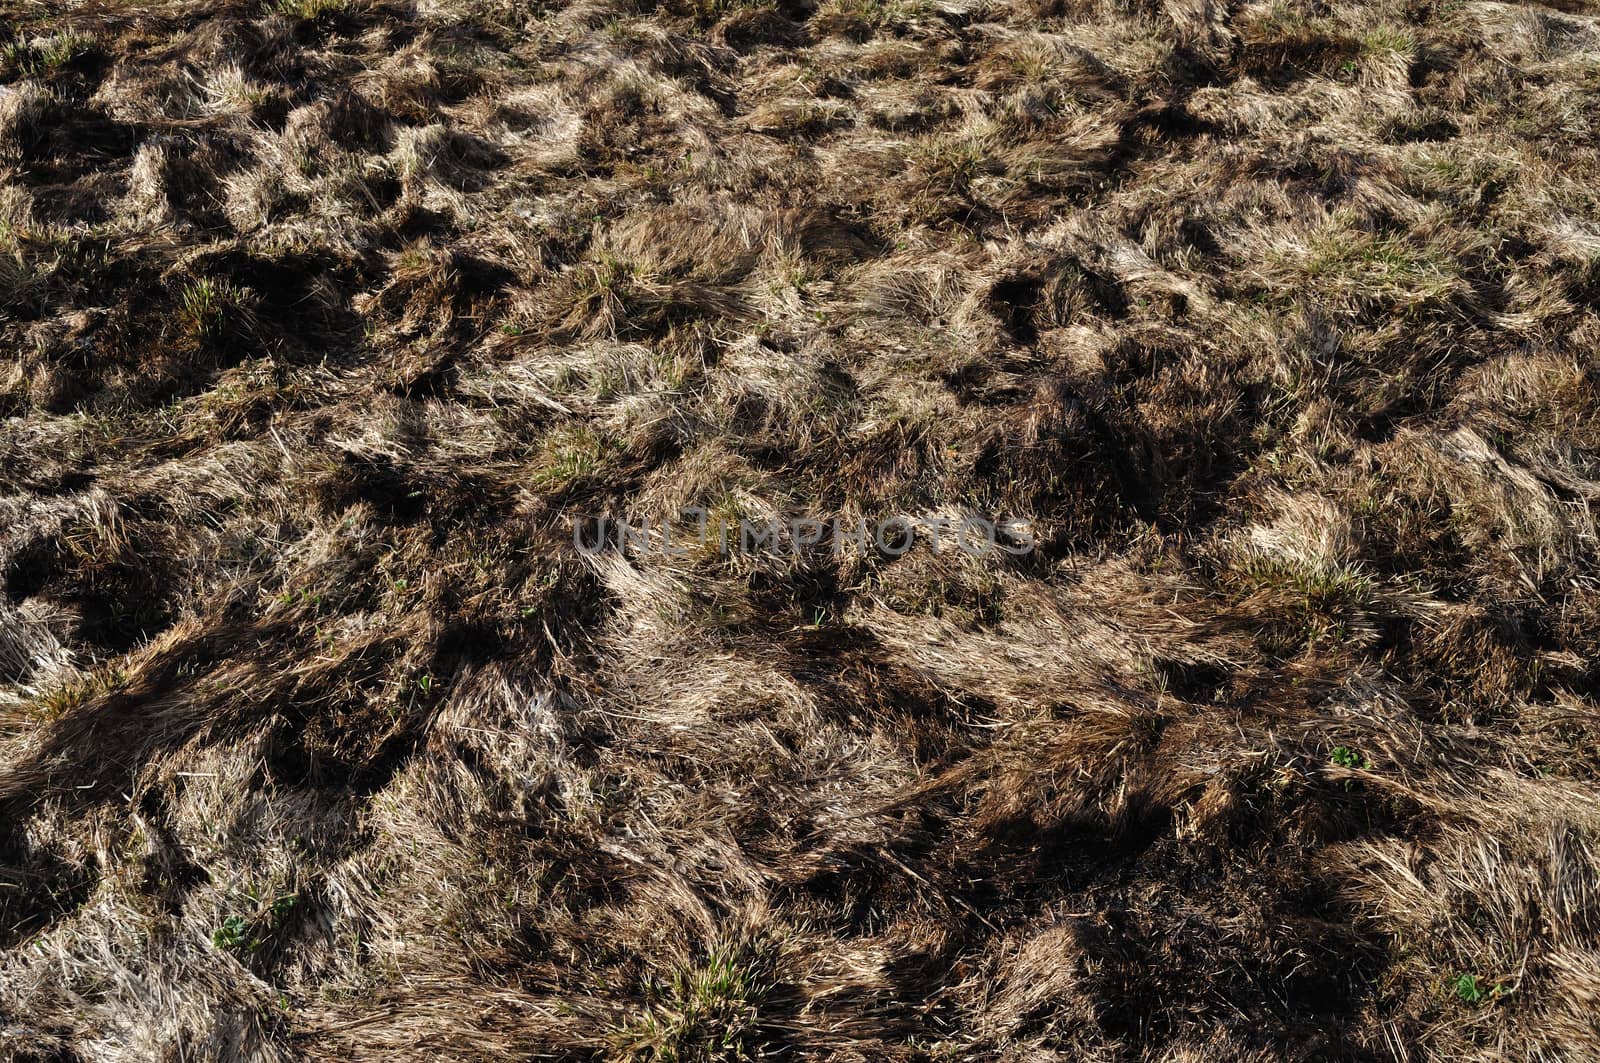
[{"left": 4, "top": 0, "right": 1600, "bottom": 1058}]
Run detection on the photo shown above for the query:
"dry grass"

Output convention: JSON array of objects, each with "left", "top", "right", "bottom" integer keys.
[{"left": 3, "top": 0, "right": 1600, "bottom": 1058}]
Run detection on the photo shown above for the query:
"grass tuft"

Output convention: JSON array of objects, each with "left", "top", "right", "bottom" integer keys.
[
  {"left": 177, "top": 278, "right": 253, "bottom": 341},
  {"left": 273, "top": 0, "right": 351, "bottom": 18},
  {"left": 611, "top": 946, "right": 775, "bottom": 1062}
]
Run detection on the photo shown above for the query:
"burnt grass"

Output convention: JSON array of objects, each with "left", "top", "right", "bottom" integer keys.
[{"left": 4, "top": 0, "right": 1600, "bottom": 1059}]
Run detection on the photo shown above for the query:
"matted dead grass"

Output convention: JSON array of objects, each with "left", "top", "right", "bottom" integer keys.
[{"left": 3, "top": 0, "right": 1600, "bottom": 1058}]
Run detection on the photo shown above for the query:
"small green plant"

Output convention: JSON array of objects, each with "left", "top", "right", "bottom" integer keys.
[
  {"left": 1451, "top": 973, "right": 1511, "bottom": 1004},
  {"left": 214, "top": 889, "right": 298, "bottom": 953},
  {"left": 1331, "top": 746, "right": 1372, "bottom": 770},
  {"left": 213, "top": 915, "right": 250, "bottom": 951},
  {"left": 277, "top": 586, "right": 324, "bottom": 608},
  {"left": 392, "top": 671, "right": 442, "bottom": 720}
]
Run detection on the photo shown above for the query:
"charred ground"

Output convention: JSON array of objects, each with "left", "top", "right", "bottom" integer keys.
[{"left": 3, "top": 0, "right": 1600, "bottom": 1058}]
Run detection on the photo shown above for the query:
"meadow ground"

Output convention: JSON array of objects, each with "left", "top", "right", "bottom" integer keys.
[{"left": 3, "top": 0, "right": 1600, "bottom": 1058}]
